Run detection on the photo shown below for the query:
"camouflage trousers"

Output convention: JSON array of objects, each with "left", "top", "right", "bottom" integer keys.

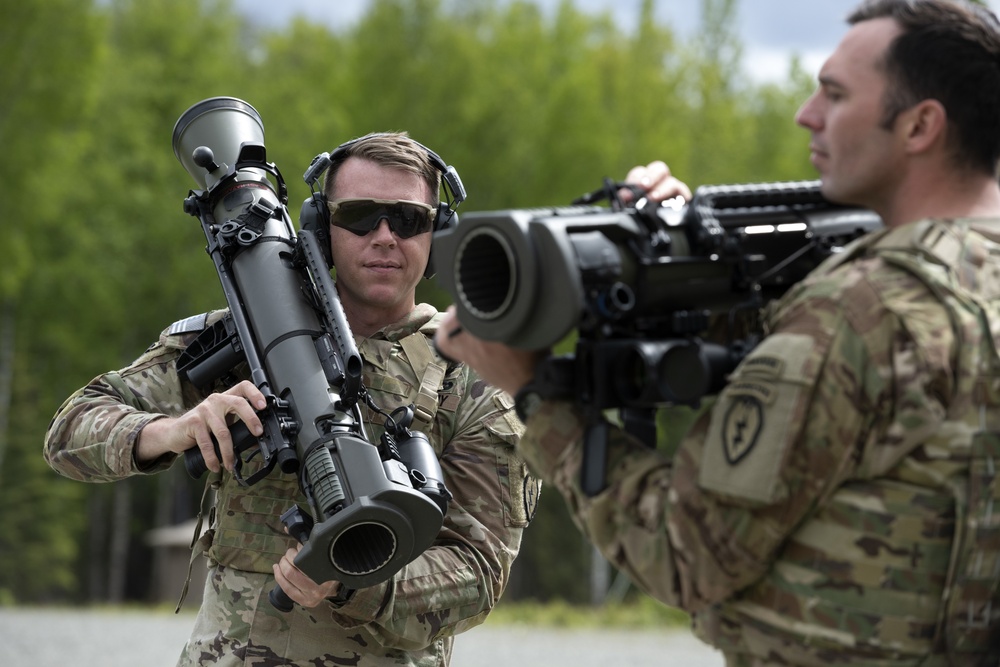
[{"left": 176, "top": 564, "right": 452, "bottom": 667}]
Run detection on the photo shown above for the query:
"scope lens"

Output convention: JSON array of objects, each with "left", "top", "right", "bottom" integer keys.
[
  {"left": 616, "top": 342, "right": 710, "bottom": 405},
  {"left": 657, "top": 344, "right": 708, "bottom": 403}
]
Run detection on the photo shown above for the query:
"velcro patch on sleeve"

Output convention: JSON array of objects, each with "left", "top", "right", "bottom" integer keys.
[
  {"left": 167, "top": 313, "right": 209, "bottom": 336},
  {"left": 698, "top": 333, "right": 816, "bottom": 505}
]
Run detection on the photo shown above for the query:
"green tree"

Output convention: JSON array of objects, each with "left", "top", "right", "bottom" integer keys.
[
  {"left": 2, "top": 0, "right": 825, "bottom": 606},
  {"left": 2, "top": 0, "right": 253, "bottom": 603},
  {"left": 0, "top": 0, "right": 105, "bottom": 602}
]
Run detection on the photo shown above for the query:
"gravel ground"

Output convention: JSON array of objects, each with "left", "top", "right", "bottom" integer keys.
[{"left": 0, "top": 607, "right": 725, "bottom": 667}]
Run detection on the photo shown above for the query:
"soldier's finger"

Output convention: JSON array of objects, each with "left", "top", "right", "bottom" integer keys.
[
  {"left": 642, "top": 160, "right": 670, "bottom": 186},
  {"left": 193, "top": 425, "right": 222, "bottom": 474},
  {"left": 230, "top": 380, "right": 267, "bottom": 410},
  {"left": 274, "top": 556, "right": 317, "bottom": 606},
  {"left": 205, "top": 409, "right": 237, "bottom": 471},
  {"left": 624, "top": 164, "right": 651, "bottom": 188},
  {"left": 648, "top": 176, "right": 692, "bottom": 204},
  {"left": 228, "top": 394, "right": 264, "bottom": 438},
  {"left": 271, "top": 562, "right": 301, "bottom": 604}
]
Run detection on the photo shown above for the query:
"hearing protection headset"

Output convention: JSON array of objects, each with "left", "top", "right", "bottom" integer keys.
[{"left": 299, "top": 133, "right": 466, "bottom": 279}]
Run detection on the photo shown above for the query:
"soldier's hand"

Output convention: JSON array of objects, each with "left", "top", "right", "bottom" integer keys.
[
  {"left": 434, "top": 307, "right": 543, "bottom": 396},
  {"left": 136, "top": 380, "right": 266, "bottom": 471},
  {"left": 620, "top": 160, "right": 692, "bottom": 205},
  {"left": 272, "top": 544, "right": 343, "bottom": 608}
]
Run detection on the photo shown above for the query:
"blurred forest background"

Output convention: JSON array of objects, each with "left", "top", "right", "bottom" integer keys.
[{"left": 1, "top": 0, "right": 819, "bottom": 607}]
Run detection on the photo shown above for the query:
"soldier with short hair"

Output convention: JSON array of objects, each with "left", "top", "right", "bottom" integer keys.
[
  {"left": 436, "top": 0, "right": 1000, "bottom": 663},
  {"left": 44, "top": 131, "right": 540, "bottom": 666}
]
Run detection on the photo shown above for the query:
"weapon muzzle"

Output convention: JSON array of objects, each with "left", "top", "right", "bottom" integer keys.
[
  {"left": 331, "top": 521, "right": 397, "bottom": 576},
  {"left": 292, "top": 436, "right": 446, "bottom": 590},
  {"left": 454, "top": 226, "right": 518, "bottom": 321}
]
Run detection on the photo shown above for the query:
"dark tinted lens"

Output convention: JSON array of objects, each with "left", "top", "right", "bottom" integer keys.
[
  {"left": 386, "top": 203, "right": 432, "bottom": 238},
  {"left": 331, "top": 201, "right": 383, "bottom": 235},
  {"left": 331, "top": 201, "right": 432, "bottom": 238}
]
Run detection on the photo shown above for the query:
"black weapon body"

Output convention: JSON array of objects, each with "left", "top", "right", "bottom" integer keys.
[
  {"left": 434, "top": 179, "right": 883, "bottom": 494},
  {"left": 171, "top": 97, "right": 450, "bottom": 610}
]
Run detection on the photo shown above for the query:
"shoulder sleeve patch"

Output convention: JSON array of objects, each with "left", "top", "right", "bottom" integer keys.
[
  {"left": 698, "top": 333, "right": 817, "bottom": 506},
  {"left": 167, "top": 313, "right": 209, "bottom": 336}
]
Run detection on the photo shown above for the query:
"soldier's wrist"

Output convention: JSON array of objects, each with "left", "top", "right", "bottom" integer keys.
[{"left": 325, "top": 582, "right": 356, "bottom": 607}]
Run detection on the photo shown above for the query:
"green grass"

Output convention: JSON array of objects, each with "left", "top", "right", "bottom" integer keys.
[
  {"left": 485, "top": 597, "right": 691, "bottom": 630},
  {"left": 3, "top": 597, "right": 692, "bottom": 631}
]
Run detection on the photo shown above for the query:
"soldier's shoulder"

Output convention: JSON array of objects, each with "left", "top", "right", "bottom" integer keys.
[
  {"left": 165, "top": 313, "right": 210, "bottom": 336},
  {"left": 130, "top": 310, "right": 229, "bottom": 367},
  {"left": 159, "top": 309, "right": 228, "bottom": 348}
]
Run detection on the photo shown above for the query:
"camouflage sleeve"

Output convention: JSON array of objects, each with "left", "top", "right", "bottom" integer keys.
[
  {"left": 515, "top": 263, "right": 952, "bottom": 612},
  {"left": 323, "top": 363, "right": 538, "bottom": 649},
  {"left": 43, "top": 322, "right": 210, "bottom": 482}
]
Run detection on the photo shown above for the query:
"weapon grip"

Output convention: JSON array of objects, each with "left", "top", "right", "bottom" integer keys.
[
  {"left": 268, "top": 586, "right": 295, "bottom": 613},
  {"left": 183, "top": 420, "right": 254, "bottom": 478},
  {"left": 581, "top": 419, "right": 610, "bottom": 496},
  {"left": 268, "top": 506, "right": 315, "bottom": 613}
]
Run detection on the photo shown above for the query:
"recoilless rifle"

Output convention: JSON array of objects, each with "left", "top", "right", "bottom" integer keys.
[
  {"left": 432, "top": 177, "right": 882, "bottom": 495},
  {"left": 171, "top": 97, "right": 451, "bottom": 610}
]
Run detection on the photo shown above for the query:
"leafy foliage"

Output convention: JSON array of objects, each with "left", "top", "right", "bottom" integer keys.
[{"left": 1, "top": 0, "right": 818, "bottom": 605}]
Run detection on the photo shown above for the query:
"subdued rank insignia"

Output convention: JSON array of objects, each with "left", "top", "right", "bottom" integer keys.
[
  {"left": 723, "top": 396, "right": 763, "bottom": 464},
  {"left": 167, "top": 313, "right": 209, "bottom": 336}
]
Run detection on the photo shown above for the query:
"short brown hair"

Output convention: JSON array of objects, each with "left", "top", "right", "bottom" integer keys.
[
  {"left": 849, "top": 0, "right": 1000, "bottom": 174},
  {"left": 322, "top": 132, "right": 442, "bottom": 206}
]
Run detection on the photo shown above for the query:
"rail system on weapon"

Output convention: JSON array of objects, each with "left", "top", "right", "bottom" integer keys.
[
  {"left": 433, "top": 178, "right": 882, "bottom": 494},
  {"left": 171, "top": 97, "right": 450, "bottom": 610}
]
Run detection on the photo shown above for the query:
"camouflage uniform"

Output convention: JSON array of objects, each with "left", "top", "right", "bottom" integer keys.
[
  {"left": 44, "top": 303, "right": 539, "bottom": 667},
  {"left": 518, "top": 219, "right": 1000, "bottom": 665}
]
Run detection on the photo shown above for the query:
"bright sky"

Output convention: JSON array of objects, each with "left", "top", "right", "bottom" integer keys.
[{"left": 232, "top": 0, "right": 1000, "bottom": 84}]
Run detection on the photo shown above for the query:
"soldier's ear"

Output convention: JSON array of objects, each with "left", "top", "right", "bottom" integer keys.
[
  {"left": 900, "top": 99, "right": 946, "bottom": 157},
  {"left": 300, "top": 194, "right": 333, "bottom": 267}
]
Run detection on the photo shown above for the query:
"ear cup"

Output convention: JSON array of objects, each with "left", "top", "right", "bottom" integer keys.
[
  {"left": 300, "top": 193, "right": 333, "bottom": 266},
  {"left": 423, "top": 210, "right": 457, "bottom": 279},
  {"left": 434, "top": 204, "right": 455, "bottom": 233}
]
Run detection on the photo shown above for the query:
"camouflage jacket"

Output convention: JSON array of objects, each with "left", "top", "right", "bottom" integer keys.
[
  {"left": 517, "top": 219, "right": 1000, "bottom": 666},
  {"left": 44, "top": 303, "right": 538, "bottom": 666}
]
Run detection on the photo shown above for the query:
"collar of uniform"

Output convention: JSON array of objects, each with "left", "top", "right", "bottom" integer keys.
[
  {"left": 365, "top": 303, "right": 438, "bottom": 343},
  {"left": 355, "top": 303, "right": 439, "bottom": 371}
]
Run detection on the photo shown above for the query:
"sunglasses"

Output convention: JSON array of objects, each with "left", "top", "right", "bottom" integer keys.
[{"left": 327, "top": 197, "right": 436, "bottom": 239}]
